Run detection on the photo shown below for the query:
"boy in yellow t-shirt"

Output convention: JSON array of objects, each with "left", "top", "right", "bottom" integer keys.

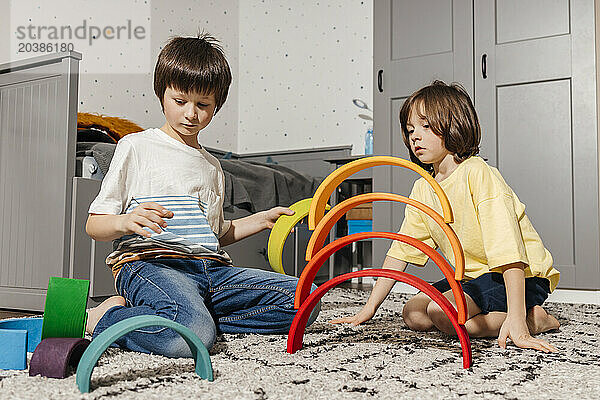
[{"left": 332, "top": 81, "right": 560, "bottom": 353}]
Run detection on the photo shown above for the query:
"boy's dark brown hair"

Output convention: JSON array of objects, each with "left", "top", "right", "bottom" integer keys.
[
  {"left": 154, "top": 33, "right": 232, "bottom": 113},
  {"left": 399, "top": 80, "right": 481, "bottom": 174}
]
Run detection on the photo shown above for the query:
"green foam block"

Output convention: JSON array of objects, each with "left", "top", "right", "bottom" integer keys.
[{"left": 41, "top": 277, "right": 90, "bottom": 340}]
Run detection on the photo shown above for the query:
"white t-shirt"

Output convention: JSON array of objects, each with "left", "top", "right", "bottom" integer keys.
[{"left": 89, "top": 128, "right": 232, "bottom": 267}]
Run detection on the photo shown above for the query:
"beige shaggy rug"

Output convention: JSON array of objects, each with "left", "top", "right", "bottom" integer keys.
[{"left": 0, "top": 288, "right": 598, "bottom": 399}]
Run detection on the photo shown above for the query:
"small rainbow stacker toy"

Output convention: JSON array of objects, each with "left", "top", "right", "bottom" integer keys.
[{"left": 268, "top": 156, "right": 472, "bottom": 369}]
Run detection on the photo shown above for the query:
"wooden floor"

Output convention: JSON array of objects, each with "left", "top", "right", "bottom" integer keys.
[{"left": 0, "top": 309, "right": 42, "bottom": 319}]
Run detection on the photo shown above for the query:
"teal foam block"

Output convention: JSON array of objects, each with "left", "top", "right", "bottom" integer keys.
[
  {"left": 0, "top": 329, "right": 27, "bottom": 370},
  {"left": 0, "top": 317, "right": 43, "bottom": 352}
]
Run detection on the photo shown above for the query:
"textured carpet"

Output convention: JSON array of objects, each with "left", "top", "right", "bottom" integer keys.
[{"left": 0, "top": 288, "right": 598, "bottom": 399}]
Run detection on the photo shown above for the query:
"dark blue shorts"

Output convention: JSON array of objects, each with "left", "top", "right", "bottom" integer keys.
[{"left": 432, "top": 272, "right": 550, "bottom": 314}]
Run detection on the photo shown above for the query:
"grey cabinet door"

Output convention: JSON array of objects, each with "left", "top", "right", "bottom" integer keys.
[
  {"left": 373, "top": 0, "right": 473, "bottom": 281},
  {"left": 474, "top": 0, "right": 599, "bottom": 289}
]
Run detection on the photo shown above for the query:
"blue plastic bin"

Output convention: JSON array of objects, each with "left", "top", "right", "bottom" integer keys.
[{"left": 347, "top": 220, "right": 372, "bottom": 235}]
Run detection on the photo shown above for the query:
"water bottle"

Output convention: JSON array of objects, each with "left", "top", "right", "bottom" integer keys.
[{"left": 364, "top": 126, "right": 373, "bottom": 155}]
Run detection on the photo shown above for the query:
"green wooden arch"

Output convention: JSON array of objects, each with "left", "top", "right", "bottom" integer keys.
[{"left": 76, "top": 315, "right": 213, "bottom": 393}]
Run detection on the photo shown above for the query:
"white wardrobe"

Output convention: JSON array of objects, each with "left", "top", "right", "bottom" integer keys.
[{"left": 372, "top": 0, "right": 599, "bottom": 290}]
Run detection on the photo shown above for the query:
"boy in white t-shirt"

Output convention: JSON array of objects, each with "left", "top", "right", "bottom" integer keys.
[{"left": 85, "top": 34, "right": 318, "bottom": 357}]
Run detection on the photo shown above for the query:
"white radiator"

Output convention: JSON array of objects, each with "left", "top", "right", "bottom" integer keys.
[{"left": 0, "top": 52, "right": 80, "bottom": 310}]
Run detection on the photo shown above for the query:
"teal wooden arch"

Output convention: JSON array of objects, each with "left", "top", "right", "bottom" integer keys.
[{"left": 76, "top": 315, "right": 213, "bottom": 393}]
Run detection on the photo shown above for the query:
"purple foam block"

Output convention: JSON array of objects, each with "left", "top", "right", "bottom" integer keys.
[{"left": 29, "top": 337, "right": 91, "bottom": 379}]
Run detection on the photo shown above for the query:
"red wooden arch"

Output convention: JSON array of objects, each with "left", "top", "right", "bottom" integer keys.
[
  {"left": 287, "top": 269, "right": 472, "bottom": 369},
  {"left": 295, "top": 231, "right": 468, "bottom": 325}
]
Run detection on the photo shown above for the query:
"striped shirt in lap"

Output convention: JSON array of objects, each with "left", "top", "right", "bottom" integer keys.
[
  {"left": 107, "top": 195, "right": 232, "bottom": 275},
  {"left": 126, "top": 195, "right": 219, "bottom": 252}
]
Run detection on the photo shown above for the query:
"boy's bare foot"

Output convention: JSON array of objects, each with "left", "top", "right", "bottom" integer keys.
[
  {"left": 526, "top": 305, "right": 560, "bottom": 334},
  {"left": 86, "top": 296, "right": 126, "bottom": 335}
]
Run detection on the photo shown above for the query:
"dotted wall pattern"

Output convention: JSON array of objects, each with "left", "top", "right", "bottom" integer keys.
[
  {"left": 7, "top": 0, "right": 152, "bottom": 75},
  {"left": 2, "top": 1, "right": 373, "bottom": 155},
  {"left": 238, "top": 0, "right": 373, "bottom": 154},
  {"left": 78, "top": 0, "right": 239, "bottom": 150}
]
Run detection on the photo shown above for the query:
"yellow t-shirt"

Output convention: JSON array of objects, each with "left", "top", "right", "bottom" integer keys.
[{"left": 386, "top": 156, "right": 560, "bottom": 292}]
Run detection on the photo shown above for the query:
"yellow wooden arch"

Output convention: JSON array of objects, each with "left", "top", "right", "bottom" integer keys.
[{"left": 267, "top": 198, "right": 330, "bottom": 274}]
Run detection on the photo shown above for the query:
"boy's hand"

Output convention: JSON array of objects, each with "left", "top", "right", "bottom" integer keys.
[
  {"left": 263, "top": 207, "right": 295, "bottom": 229},
  {"left": 329, "top": 304, "right": 376, "bottom": 326},
  {"left": 498, "top": 314, "right": 557, "bottom": 353},
  {"left": 118, "top": 202, "right": 174, "bottom": 238}
]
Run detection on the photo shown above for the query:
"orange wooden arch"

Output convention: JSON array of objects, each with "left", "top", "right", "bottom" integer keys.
[
  {"left": 305, "top": 192, "right": 465, "bottom": 281},
  {"left": 308, "top": 156, "right": 453, "bottom": 229},
  {"left": 295, "top": 231, "right": 468, "bottom": 325}
]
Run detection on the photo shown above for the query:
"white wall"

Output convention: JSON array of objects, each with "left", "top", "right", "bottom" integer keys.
[
  {"left": 78, "top": 0, "right": 240, "bottom": 151},
  {"left": 1, "top": 0, "right": 373, "bottom": 155},
  {"left": 238, "top": 0, "right": 373, "bottom": 154},
  {"left": 1, "top": 0, "right": 239, "bottom": 151},
  {"left": 0, "top": 1, "right": 8, "bottom": 63}
]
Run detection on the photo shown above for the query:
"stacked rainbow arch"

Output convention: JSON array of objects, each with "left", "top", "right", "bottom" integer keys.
[{"left": 267, "top": 156, "right": 472, "bottom": 369}]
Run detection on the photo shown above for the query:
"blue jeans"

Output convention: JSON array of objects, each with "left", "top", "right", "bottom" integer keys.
[{"left": 93, "top": 258, "right": 319, "bottom": 357}]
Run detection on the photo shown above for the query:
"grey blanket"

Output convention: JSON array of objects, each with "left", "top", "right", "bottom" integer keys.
[
  {"left": 220, "top": 159, "right": 321, "bottom": 212},
  {"left": 77, "top": 142, "right": 321, "bottom": 212}
]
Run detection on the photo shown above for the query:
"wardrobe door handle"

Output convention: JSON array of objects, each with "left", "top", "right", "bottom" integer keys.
[
  {"left": 481, "top": 54, "right": 487, "bottom": 79},
  {"left": 377, "top": 69, "right": 383, "bottom": 92}
]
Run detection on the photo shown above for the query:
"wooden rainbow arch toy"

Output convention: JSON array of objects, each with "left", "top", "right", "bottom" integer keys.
[{"left": 270, "top": 156, "right": 473, "bottom": 369}]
